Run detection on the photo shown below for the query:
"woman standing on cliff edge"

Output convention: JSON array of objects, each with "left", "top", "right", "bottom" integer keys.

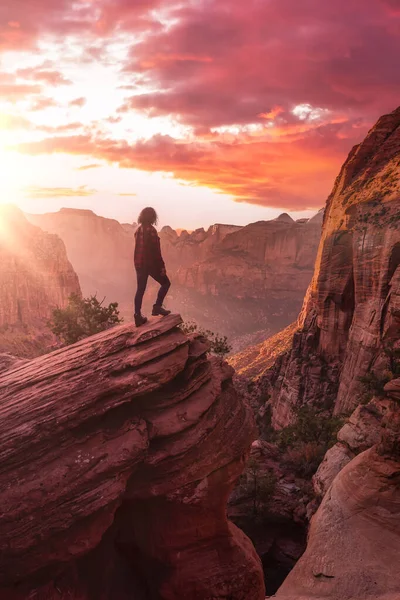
[{"left": 134, "top": 207, "right": 171, "bottom": 327}]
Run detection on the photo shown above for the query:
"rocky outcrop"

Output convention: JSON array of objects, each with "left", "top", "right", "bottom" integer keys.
[
  {"left": 263, "top": 107, "right": 400, "bottom": 429},
  {"left": 0, "top": 205, "right": 80, "bottom": 356},
  {"left": 0, "top": 314, "right": 264, "bottom": 600},
  {"left": 276, "top": 447, "right": 400, "bottom": 600},
  {"left": 276, "top": 378, "right": 400, "bottom": 600}
]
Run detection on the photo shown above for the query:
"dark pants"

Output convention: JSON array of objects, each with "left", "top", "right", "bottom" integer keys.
[{"left": 134, "top": 269, "right": 171, "bottom": 314}]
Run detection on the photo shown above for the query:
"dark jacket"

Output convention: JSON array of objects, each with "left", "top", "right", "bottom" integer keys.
[{"left": 134, "top": 224, "right": 165, "bottom": 272}]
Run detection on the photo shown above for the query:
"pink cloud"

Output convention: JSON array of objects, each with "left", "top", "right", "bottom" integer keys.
[
  {"left": 120, "top": 0, "right": 399, "bottom": 130},
  {"left": 29, "top": 96, "right": 59, "bottom": 111},
  {"left": 69, "top": 97, "right": 86, "bottom": 108},
  {"left": 15, "top": 114, "right": 364, "bottom": 210},
  {"left": 0, "top": 83, "right": 41, "bottom": 101},
  {"left": 17, "top": 66, "right": 71, "bottom": 85}
]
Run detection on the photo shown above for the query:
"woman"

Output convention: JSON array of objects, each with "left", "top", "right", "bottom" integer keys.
[{"left": 134, "top": 207, "right": 171, "bottom": 327}]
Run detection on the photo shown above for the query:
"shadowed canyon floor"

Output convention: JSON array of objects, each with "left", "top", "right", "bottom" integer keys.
[{"left": 0, "top": 314, "right": 265, "bottom": 600}]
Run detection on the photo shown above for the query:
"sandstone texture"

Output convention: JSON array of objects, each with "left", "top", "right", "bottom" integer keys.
[
  {"left": 0, "top": 205, "right": 80, "bottom": 356},
  {"left": 230, "top": 322, "right": 297, "bottom": 377},
  {"left": 277, "top": 437, "right": 400, "bottom": 600},
  {"left": 176, "top": 213, "right": 322, "bottom": 348},
  {"left": 262, "top": 107, "right": 400, "bottom": 429},
  {"left": 0, "top": 314, "right": 264, "bottom": 600}
]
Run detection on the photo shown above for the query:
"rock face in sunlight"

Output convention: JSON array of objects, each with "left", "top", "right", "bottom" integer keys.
[
  {"left": 174, "top": 213, "right": 322, "bottom": 349},
  {"left": 26, "top": 210, "right": 322, "bottom": 351},
  {"left": 263, "top": 106, "right": 400, "bottom": 429},
  {"left": 0, "top": 314, "right": 265, "bottom": 600},
  {"left": 27, "top": 208, "right": 136, "bottom": 319},
  {"left": 0, "top": 205, "right": 80, "bottom": 357},
  {"left": 276, "top": 379, "right": 400, "bottom": 600}
]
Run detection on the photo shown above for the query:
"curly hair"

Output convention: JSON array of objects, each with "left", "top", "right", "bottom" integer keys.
[{"left": 138, "top": 207, "right": 158, "bottom": 226}]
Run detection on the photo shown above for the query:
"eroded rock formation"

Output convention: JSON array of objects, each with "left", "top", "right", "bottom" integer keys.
[
  {"left": 176, "top": 213, "right": 322, "bottom": 348},
  {"left": 275, "top": 379, "right": 400, "bottom": 600},
  {"left": 0, "top": 205, "right": 80, "bottom": 356},
  {"left": 262, "top": 106, "right": 400, "bottom": 429},
  {"left": 0, "top": 314, "right": 264, "bottom": 600}
]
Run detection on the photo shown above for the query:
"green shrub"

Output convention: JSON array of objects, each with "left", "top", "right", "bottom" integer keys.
[
  {"left": 50, "top": 293, "right": 122, "bottom": 346},
  {"left": 180, "top": 320, "right": 232, "bottom": 359},
  {"left": 277, "top": 405, "right": 344, "bottom": 450},
  {"left": 240, "top": 457, "right": 277, "bottom": 517},
  {"left": 284, "top": 441, "right": 326, "bottom": 478}
]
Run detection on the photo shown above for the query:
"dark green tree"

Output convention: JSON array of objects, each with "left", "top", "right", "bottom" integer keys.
[
  {"left": 180, "top": 320, "right": 232, "bottom": 359},
  {"left": 50, "top": 293, "right": 122, "bottom": 345}
]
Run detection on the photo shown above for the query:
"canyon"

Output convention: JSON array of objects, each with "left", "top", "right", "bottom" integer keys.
[
  {"left": 0, "top": 314, "right": 264, "bottom": 600},
  {"left": 0, "top": 106, "right": 398, "bottom": 600},
  {"left": 238, "top": 106, "right": 400, "bottom": 599},
  {"left": 260, "top": 106, "right": 400, "bottom": 429},
  {"left": 27, "top": 209, "right": 322, "bottom": 351},
  {"left": 0, "top": 205, "right": 80, "bottom": 357}
]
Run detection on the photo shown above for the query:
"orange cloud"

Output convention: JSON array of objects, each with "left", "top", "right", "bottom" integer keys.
[
  {"left": 69, "top": 97, "right": 86, "bottom": 108},
  {"left": 15, "top": 125, "right": 351, "bottom": 210},
  {"left": 24, "top": 185, "right": 97, "bottom": 199},
  {"left": 76, "top": 163, "right": 102, "bottom": 171},
  {"left": 258, "top": 106, "right": 285, "bottom": 120},
  {"left": 17, "top": 67, "right": 71, "bottom": 85}
]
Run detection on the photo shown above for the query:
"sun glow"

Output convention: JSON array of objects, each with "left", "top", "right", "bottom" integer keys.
[{"left": 0, "top": 147, "right": 24, "bottom": 204}]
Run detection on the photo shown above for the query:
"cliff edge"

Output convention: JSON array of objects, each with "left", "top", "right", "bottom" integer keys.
[{"left": 0, "top": 314, "right": 265, "bottom": 600}]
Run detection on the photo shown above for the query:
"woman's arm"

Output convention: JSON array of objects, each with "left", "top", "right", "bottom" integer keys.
[{"left": 147, "top": 226, "right": 166, "bottom": 272}]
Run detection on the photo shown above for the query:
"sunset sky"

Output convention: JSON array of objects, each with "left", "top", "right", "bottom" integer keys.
[{"left": 0, "top": 0, "right": 399, "bottom": 229}]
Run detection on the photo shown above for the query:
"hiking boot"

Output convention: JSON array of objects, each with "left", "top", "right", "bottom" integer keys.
[
  {"left": 134, "top": 313, "right": 148, "bottom": 327},
  {"left": 152, "top": 305, "right": 171, "bottom": 317}
]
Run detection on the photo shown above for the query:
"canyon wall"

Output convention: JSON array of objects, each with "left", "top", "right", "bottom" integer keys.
[
  {"left": 28, "top": 208, "right": 135, "bottom": 318},
  {"left": 0, "top": 205, "right": 80, "bottom": 356},
  {"left": 263, "top": 107, "right": 400, "bottom": 429},
  {"left": 27, "top": 210, "right": 321, "bottom": 350},
  {"left": 0, "top": 314, "right": 264, "bottom": 600},
  {"left": 276, "top": 378, "right": 400, "bottom": 600}
]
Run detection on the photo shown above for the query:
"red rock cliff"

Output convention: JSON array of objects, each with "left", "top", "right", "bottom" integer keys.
[
  {"left": 0, "top": 205, "right": 80, "bottom": 356},
  {"left": 27, "top": 208, "right": 135, "bottom": 319},
  {"left": 0, "top": 314, "right": 265, "bottom": 600},
  {"left": 265, "top": 106, "right": 400, "bottom": 428},
  {"left": 275, "top": 379, "right": 400, "bottom": 600}
]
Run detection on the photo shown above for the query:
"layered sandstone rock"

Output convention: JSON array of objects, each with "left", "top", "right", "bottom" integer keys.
[
  {"left": 262, "top": 107, "right": 400, "bottom": 429},
  {"left": 0, "top": 205, "right": 80, "bottom": 356},
  {"left": 276, "top": 446, "right": 400, "bottom": 600},
  {"left": 177, "top": 211, "right": 322, "bottom": 298},
  {"left": 312, "top": 396, "right": 395, "bottom": 498},
  {"left": 276, "top": 378, "right": 400, "bottom": 600},
  {"left": 0, "top": 314, "right": 264, "bottom": 600}
]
